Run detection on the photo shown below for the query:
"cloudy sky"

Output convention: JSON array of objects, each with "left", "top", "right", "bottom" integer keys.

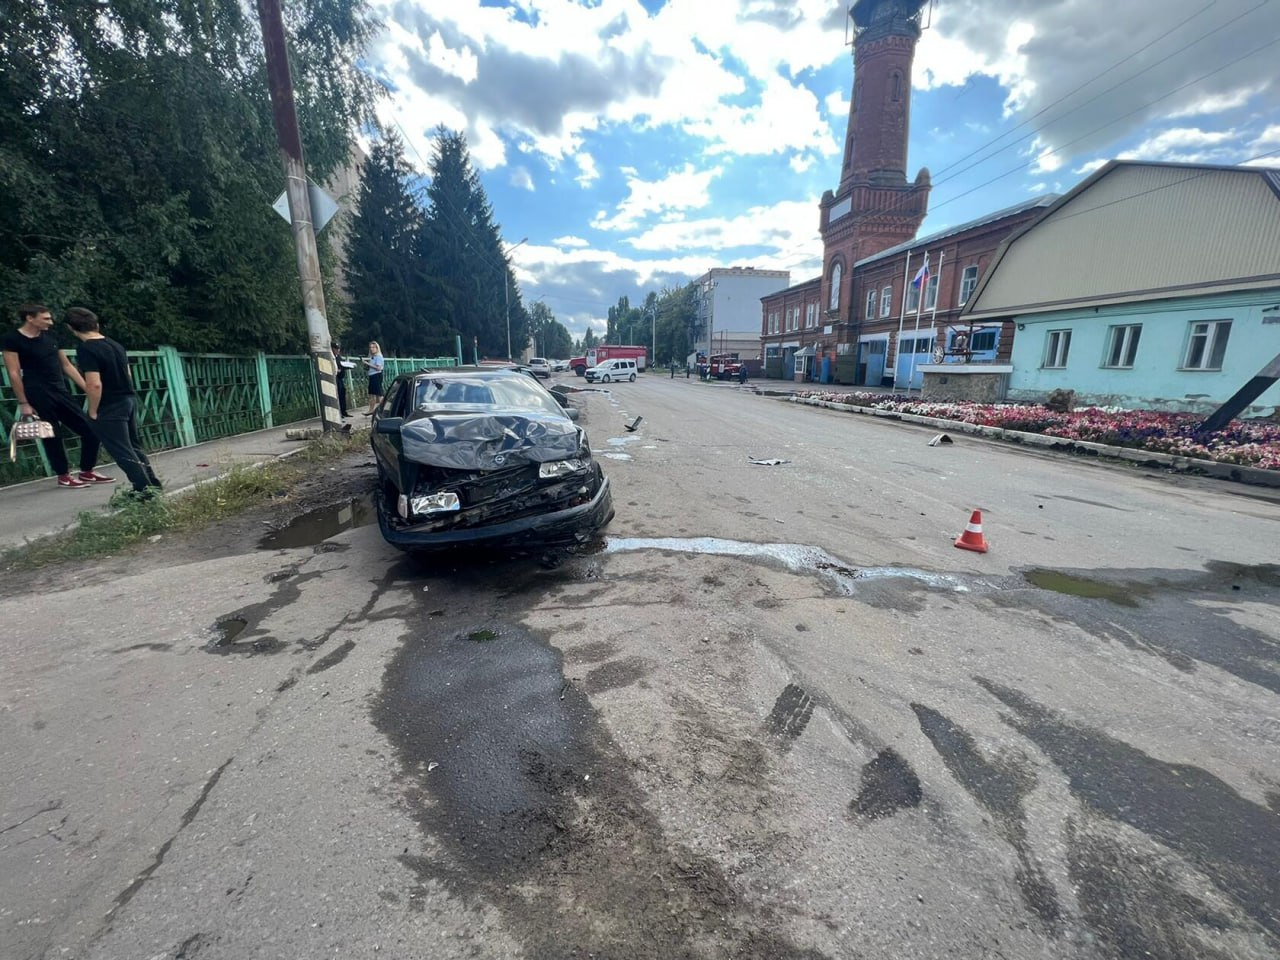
[{"left": 366, "top": 0, "right": 1280, "bottom": 341}]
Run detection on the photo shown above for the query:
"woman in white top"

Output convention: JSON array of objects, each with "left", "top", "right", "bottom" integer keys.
[{"left": 363, "top": 341, "right": 385, "bottom": 415}]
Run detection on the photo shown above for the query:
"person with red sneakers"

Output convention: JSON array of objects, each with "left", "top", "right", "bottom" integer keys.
[
  {"left": 66, "top": 307, "right": 160, "bottom": 498},
  {"left": 2, "top": 303, "right": 113, "bottom": 489}
]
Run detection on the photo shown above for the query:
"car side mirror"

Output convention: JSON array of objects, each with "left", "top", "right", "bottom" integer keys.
[
  {"left": 564, "top": 406, "right": 579, "bottom": 422},
  {"left": 374, "top": 416, "right": 403, "bottom": 434}
]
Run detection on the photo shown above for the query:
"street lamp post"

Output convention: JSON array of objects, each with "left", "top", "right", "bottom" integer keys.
[{"left": 503, "top": 237, "right": 528, "bottom": 361}]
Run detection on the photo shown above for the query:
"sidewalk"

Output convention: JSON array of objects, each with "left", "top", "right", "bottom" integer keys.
[{"left": 0, "top": 418, "right": 331, "bottom": 550}]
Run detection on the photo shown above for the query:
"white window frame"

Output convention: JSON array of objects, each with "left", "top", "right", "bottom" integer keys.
[
  {"left": 924, "top": 274, "right": 939, "bottom": 311},
  {"left": 768, "top": 311, "right": 779, "bottom": 335},
  {"left": 880, "top": 285, "right": 893, "bottom": 318},
  {"left": 1102, "top": 323, "right": 1142, "bottom": 369},
  {"left": 1044, "top": 329, "right": 1072, "bottom": 369},
  {"left": 905, "top": 282, "right": 920, "bottom": 313},
  {"left": 805, "top": 303, "right": 817, "bottom": 329},
  {"left": 959, "top": 265, "right": 979, "bottom": 306},
  {"left": 865, "top": 289, "right": 878, "bottom": 319},
  {"left": 1181, "top": 319, "right": 1231, "bottom": 371},
  {"left": 829, "top": 262, "right": 842, "bottom": 311}
]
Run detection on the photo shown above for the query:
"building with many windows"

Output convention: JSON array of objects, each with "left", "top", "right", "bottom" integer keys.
[
  {"left": 694, "top": 267, "right": 791, "bottom": 362},
  {"left": 963, "top": 160, "right": 1280, "bottom": 416},
  {"left": 758, "top": 0, "right": 1050, "bottom": 384}
]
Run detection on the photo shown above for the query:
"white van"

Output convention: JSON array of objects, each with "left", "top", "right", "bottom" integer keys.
[{"left": 585, "top": 358, "right": 637, "bottom": 383}]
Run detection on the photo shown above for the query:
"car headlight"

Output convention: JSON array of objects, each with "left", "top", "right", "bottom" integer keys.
[
  {"left": 539, "top": 459, "right": 587, "bottom": 479},
  {"left": 410, "top": 492, "right": 461, "bottom": 514}
]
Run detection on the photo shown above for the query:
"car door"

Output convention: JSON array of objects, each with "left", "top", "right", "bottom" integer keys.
[{"left": 372, "top": 377, "right": 411, "bottom": 491}]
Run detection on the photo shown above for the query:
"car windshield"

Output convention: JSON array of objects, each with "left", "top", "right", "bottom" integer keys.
[{"left": 413, "top": 375, "right": 565, "bottom": 417}]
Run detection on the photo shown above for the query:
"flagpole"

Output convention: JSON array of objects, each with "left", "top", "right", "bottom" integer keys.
[
  {"left": 894, "top": 251, "right": 911, "bottom": 388},
  {"left": 907, "top": 251, "right": 927, "bottom": 392},
  {"left": 912, "top": 249, "right": 943, "bottom": 389}
]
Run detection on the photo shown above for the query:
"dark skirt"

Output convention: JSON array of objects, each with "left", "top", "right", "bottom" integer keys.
[{"left": 368, "top": 372, "right": 384, "bottom": 396}]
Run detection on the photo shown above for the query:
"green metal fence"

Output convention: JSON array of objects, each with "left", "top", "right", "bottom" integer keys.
[{"left": 2, "top": 349, "right": 457, "bottom": 486}]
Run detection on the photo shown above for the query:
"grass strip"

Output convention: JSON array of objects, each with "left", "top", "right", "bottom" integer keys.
[{"left": 2, "top": 428, "right": 369, "bottom": 570}]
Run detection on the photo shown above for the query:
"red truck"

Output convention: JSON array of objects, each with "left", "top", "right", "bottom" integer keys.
[
  {"left": 571, "top": 345, "right": 648, "bottom": 377},
  {"left": 706, "top": 354, "right": 743, "bottom": 379}
]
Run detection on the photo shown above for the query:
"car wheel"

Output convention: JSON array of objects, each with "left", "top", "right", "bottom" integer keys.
[
  {"left": 602, "top": 374, "right": 611, "bottom": 383},
  {"left": 629, "top": 373, "right": 636, "bottom": 382}
]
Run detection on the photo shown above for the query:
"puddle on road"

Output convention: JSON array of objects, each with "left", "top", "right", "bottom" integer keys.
[
  {"left": 604, "top": 537, "right": 966, "bottom": 596},
  {"left": 258, "top": 494, "right": 376, "bottom": 550},
  {"left": 601, "top": 452, "right": 633, "bottom": 462},
  {"left": 206, "top": 616, "right": 286, "bottom": 656},
  {"left": 1024, "top": 569, "right": 1147, "bottom": 607},
  {"left": 216, "top": 617, "right": 248, "bottom": 643}
]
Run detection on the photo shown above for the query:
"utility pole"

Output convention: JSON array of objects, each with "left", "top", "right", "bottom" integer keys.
[
  {"left": 256, "top": 0, "right": 341, "bottom": 433},
  {"left": 503, "top": 237, "right": 528, "bottom": 361}
]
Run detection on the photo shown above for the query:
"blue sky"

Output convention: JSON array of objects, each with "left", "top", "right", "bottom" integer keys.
[{"left": 368, "top": 0, "right": 1280, "bottom": 341}]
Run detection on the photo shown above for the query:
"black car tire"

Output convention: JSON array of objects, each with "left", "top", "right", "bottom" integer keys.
[
  {"left": 602, "top": 374, "right": 611, "bottom": 383},
  {"left": 628, "top": 373, "right": 636, "bottom": 382}
]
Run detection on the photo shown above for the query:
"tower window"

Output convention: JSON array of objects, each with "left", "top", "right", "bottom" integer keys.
[
  {"left": 891, "top": 72, "right": 903, "bottom": 102},
  {"left": 829, "top": 262, "right": 843, "bottom": 312}
]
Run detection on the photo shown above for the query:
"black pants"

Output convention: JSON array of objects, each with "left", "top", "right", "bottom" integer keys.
[
  {"left": 26, "top": 388, "right": 100, "bottom": 477},
  {"left": 335, "top": 374, "right": 349, "bottom": 416},
  {"left": 96, "top": 396, "right": 159, "bottom": 491}
]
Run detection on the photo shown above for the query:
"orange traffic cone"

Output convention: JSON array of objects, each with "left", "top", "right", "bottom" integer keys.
[{"left": 954, "top": 510, "right": 989, "bottom": 553}]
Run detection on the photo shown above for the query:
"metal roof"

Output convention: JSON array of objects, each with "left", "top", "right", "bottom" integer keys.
[
  {"left": 854, "top": 195, "right": 1059, "bottom": 269},
  {"left": 963, "top": 160, "right": 1280, "bottom": 319}
]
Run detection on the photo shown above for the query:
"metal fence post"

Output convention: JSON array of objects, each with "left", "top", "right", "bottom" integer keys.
[
  {"left": 158, "top": 345, "right": 198, "bottom": 448},
  {"left": 255, "top": 351, "right": 274, "bottom": 428}
]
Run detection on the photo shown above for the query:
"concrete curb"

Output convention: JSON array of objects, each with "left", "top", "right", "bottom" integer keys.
[{"left": 776, "top": 395, "right": 1280, "bottom": 489}]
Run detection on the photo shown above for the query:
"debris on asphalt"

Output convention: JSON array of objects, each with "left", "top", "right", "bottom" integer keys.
[
  {"left": 748, "top": 456, "right": 791, "bottom": 466},
  {"left": 928, "top": 433, "right": 954, "bottom": 446},
  {"left": 427, "top": 761, "right": 439, "bottom": 772},
  {"left": 624, "top": 416, "right": 644, "bottom": 432}
]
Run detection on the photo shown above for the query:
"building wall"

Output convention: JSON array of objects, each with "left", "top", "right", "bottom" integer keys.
[
  {"left": 759, "top": 278, "right": 827, "bottom": 379},
  {"left": 843, "top": 205, "right": 1046, "bottom": 386},
  {"left": 1007, "top": 290, "right": 1280, "bottom": 415},
  {"left": 697, "top": 267, "right": 790, "bottom": 355}
]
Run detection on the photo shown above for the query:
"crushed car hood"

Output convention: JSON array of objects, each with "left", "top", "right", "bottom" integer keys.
[{"left": 399, "top": 407, "right": 581, "bottom": 470}]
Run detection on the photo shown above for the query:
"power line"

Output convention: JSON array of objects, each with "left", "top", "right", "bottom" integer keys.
[
  {"left": 925, "top": 0, "right": 1227, "bottom": 183},
  {"left": 926, "top": 0, "right": 1271, "bottom": 191},
  {"left": 923, "top": 33, "right": 1280, "bottom": 219}
]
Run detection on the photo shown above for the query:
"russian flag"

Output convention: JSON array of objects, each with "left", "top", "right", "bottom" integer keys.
[{"left": 912, "top": 253, "right": 931, "bottom": 289}]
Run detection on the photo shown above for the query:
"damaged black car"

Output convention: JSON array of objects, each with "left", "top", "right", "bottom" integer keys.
[{"left": 370, "top": 367, "right": 614, "bottom": 551}]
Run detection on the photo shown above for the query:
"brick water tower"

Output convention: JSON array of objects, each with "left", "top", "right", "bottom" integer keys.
[{"left": 820, "top": 0, "right": 932, "bottom": 319}]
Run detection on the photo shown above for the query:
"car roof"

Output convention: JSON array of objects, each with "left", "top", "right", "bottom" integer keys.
[{"left": 408, "top": 366, "right": 521, "bottom": 379}]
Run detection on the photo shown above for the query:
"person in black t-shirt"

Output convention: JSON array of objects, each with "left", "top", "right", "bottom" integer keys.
[
  {"left": 2, "top": 303, "right": 111, "bottom": 488},
  {"left": 65, "top": 308, "right": 160, "bottom": 498}
]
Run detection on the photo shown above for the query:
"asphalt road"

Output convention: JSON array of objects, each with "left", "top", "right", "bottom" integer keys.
[{"left": 2, "top": 375, "right": 1278, "bottom": 960}]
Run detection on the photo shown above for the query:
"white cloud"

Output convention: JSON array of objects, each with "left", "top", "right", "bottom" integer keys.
[
  {"left": 1073, "top": 158, "right": 1109, "bottom": 176},
  {"left": 592, "top": 163, "right": 724, "bottom": 232},
  {"left": 1166, "top": 82, "right": 1270, "bottom": 118},
  {"left": 915, "top": 0, "right": 1280, "bottom": 175},
  {"left": 510, "top": 167, "right": 535, "bottom": 191},
  {"left": 553, "top": 235, "right": 590, "bottom": 248},
  {"left": 1117, "top": 127, "right": 1241, "bottom": 164},
  {"left": 1253, "top": 124, "right": 1280, "bottom": 148},
  {"left": 574, "top": 152, "right": 600, "bottom": 187}
]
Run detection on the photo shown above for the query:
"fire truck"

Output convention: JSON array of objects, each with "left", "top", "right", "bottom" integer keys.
[
  {"left": 571, "top": 344, "right": 648, "bottom": 377},
  {"left": 706, "top": 354, "right": 743, "bottom": 379}
]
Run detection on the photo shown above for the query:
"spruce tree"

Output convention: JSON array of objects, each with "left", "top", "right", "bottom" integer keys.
[{"left": 421, "top": 128, "right": 526, "bottom": 359}]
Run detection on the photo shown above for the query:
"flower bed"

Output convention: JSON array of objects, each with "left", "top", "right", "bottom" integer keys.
[{"left": 793, "top": 392, "right": 1280, "bottom": 471}]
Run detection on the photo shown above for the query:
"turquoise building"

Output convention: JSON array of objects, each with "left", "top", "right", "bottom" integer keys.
[{"left": 963, "top": 161, "right": 1280, "bottom": 417}]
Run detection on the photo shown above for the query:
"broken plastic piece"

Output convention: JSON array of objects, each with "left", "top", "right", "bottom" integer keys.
[
  {"left": 624, "top": 416, "right": 644, "bottom": 432},
  {"left": 928, "top": 434, "right": 954, "bottom": 446},
  {"left": 748, "top": 456, "right": 791, "bottom": 466}
]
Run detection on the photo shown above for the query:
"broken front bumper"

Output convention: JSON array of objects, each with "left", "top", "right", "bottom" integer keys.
[{"left": 377, "top": 474, "right": 614, "bottom": 552}]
